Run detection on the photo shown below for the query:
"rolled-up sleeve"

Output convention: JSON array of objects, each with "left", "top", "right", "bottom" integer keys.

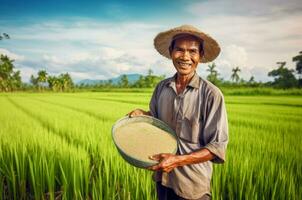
[{"left": 202, "top": 91, "right": 229, "bottom": 164}]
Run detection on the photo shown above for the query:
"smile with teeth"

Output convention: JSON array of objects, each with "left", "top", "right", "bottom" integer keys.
[{"left": 178, "top": 62, "right": 192, "bottom": 68}]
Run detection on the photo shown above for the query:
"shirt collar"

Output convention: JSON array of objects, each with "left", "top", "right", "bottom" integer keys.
[{"left": 165, "top": 72, "right": 201, "bottom": 89}]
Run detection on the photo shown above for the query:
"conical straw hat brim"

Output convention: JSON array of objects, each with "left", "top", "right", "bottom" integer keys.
[{"left": 154, "top": 25, "right": 220, "bottom": 63}]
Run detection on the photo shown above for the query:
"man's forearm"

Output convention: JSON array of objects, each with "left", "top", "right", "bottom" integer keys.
[{"left": 176, "top": 148, "right": 215, "bottom": 166}]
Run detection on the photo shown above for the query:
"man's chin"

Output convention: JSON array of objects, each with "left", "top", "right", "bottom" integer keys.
[
  {"left": 177, "top": 71, "right": 194, "bottom": 77},
  {"left": 176, "top": 67, "right": 190, "bottom": 73}
]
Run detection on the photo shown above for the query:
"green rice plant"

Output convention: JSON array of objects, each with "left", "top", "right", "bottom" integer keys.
[
  {"left": 0, "top": 93, "right": 301, "bottom": 199},
  {"left": 0, "top": 97, "right": 92, "bottom": 199}
]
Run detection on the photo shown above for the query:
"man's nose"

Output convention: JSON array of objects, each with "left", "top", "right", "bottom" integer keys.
[{"left": 180, "top": 50, "right": 190, "bottom": 60}]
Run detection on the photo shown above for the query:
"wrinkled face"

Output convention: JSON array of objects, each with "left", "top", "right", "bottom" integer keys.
[{"left": 170, "top": 35, "right": 202, "bottom": 77}]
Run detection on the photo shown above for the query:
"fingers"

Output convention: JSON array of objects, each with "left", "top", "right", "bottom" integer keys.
[
  {"left": 127, "top": 109, "right": 144, "bottom": 117},
  {"left": 148, "top": 161, "right": 174, "bottom": 173},
  {"left": 149, "top": 154, "right": 161, "bottom": 161},
  {"left": 149, "top": 153, "right": 170, "bottom": 161},
  {"left": 148, "top": 154, "right": 176, "bottom": 172}
]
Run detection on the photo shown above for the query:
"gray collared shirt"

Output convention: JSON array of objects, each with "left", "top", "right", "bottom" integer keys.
[{"left": 149, "top": 72, "right": 229, "bottom": 199}]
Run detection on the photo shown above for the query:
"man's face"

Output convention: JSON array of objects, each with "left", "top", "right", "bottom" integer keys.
[{"left": 170, "top": 36, "right": 202, "bottom": 77}]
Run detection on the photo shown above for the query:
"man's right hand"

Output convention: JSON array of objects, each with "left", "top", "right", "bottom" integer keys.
[{"left": 127, "top": 109, "right": 151, "bottom": 117}]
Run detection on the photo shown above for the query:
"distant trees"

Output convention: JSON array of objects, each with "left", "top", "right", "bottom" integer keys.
[
  {"left": 231, "top": 67, "right": 241, "bottom": 83},
  {"left": 60, "top": 73, "right": 74, "bottom": 91},
  {"left": 293, "top": 51, "right": 302, "bottom": 87},
  {"left": 119, "top": 75, "right": 129, "bottom": 88},
  {"left": 145, "top": 69, "right": 164, "bottom": 88},
  {"left": 30, "top": 70, "right": 74, "bottom": 92},
  {"left": 30, "top": 70, "right": 48, "bottom": 91},
  {"left": 248, "top": 76, "right": 255, "bottom": 84},
  {"left": 47, "top": 74, "right": 73, "bottom": 92},
  {"left": 131, "top": 69, "right": 165, "bottom": 88},
  {"left": 37, "top": 70, "right": 48, "bottom": 85},
  {"left": 268, "top": 62, "right": 297, "bottom": 88},
  {"left": 206, "top": 63, "right": 220, "bottom": 85},
  {"left": 3, "top": 49, "right": 302, "bottom": 92},
  {"left": 84, "top": 69, "right": 165, "bottom": 89},
  {"left": 0, "top": 55, "right": 22, "bottom": 91},
  {"left": 0, "top": 34, "right": 21, "bottom": 92}
]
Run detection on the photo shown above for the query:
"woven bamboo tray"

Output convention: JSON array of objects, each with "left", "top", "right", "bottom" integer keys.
[{"left": 112, "top": 116, "right": 178, "bottom": 168}]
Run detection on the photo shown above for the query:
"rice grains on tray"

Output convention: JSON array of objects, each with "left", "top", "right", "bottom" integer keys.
[{"left": 114, "top": 122, "right": 177, "bottom": 163}]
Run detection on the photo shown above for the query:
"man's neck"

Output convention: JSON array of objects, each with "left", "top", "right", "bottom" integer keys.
[
  {"left": 176, "top": 72, "right": 195, "bottom": 87},
  {"left": 175, "top": 71, "right": 195, "bottom": 94}
]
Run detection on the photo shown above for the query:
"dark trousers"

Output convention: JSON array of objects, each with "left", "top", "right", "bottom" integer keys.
[{"left": 156, "top": 182, "right": 211, "bottom": 200}]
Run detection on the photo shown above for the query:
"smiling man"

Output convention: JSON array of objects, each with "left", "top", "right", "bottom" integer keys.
[{"left": 128, "top": 25, "right": 229, "bottom": 200}]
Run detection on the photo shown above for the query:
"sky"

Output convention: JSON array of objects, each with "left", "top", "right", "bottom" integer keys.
[{"left": 0, "top": 0, "right": 301, "bottom": 83}]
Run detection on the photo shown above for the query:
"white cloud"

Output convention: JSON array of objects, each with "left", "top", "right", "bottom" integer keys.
[
  {"left": 2, "top": 20, "right": 169, "bottom": 81},
  {"left": 16, "top": 66, "right": 38, "bottom": 83},
  {"left": 0, "top": 48, "right": 25, "bottom": 61},
  {"left": 184, "top": 1, "right": 302, "bottom": 81},
  {"left": 222, "top": 45, "right": 248, "bottom": 69},
  {"left": 186, "top": 0, "right": 302, "bottom": 18},
  {"left": 2, "top": 1, "right": 301, "bottom": 83}
]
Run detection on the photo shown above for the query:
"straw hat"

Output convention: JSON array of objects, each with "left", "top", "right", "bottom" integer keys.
[{"left": 154, "top": 24, "right": 220, "bottom": 63}]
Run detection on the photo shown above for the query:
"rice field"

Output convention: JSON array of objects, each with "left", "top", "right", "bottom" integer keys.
[{"left": 0, "top": 92, "right": 301, "bottom": 200}]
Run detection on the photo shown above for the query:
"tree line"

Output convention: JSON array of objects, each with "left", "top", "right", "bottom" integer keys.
[
  {"left": 207, "top": 51, "right": 302, "bottom": 89},
  {"left": 30, "top": 70, "right": 74, "bottom": 92},
  {"left": 1, "top": 52, "right": 301, "bottom": 92},
  {"left": 1, "top": 51, "right": 301, "bottom": 92},
  {"left": 78, "top": 69, "right": 165, "bottom": 89},
  {"left": 1, "top": 33, "right": 302, "bottom": 91},
  {"left": 0, "top": 55, "right": 22, "bottom": 92}
]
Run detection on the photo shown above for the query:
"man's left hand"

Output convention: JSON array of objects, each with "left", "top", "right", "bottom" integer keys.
[{"left": 148, "top": 153, "right": 183, "bottom": 173}]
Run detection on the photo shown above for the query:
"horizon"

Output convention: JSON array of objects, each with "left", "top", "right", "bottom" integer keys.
[{"left": 0, "top": 0, "right": 301, "bottom": 83}]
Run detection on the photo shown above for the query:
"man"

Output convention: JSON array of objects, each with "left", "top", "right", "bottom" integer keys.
[{"left": 128, "top": 25, "right": 228, "bottom": 200}]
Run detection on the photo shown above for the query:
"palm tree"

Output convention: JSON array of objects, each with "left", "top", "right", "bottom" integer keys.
[
  {"left": 57, "top": 73, "right": 73, "bottom": 91},
  {"left": 30, "top": 75, "right": 38, "bottom": 88},
  {"left": 48, "top": 76, "right": 61, "bottom": 92},
  {"left": 231, "top": 67, "right": 241, "bottom": 83},
  {"left": 207, "top": 63, "right": 217, "bottom": 74},
  {"left": 145, "top": 69, "right": 157, "bottom": 87},
  {"left": 206, "top": 63, "right": 219, "bottom": 84},
  {"left": 0, "top": 33, "right": 10, "bottom": 41},
  {"left": 293, "top": 51, "right": 302, "bottom": 80},
  {"left": 248, "top": 76, "right": 255, "bottom": 83},
  {"left": 268, "top": 61, "right": 297, "bottom": 88},
  {"left": 119, "top": 75, "right": 129, "bottom": 88},
  {"left": 37, "top": 70, "right": 48, "bottom": 91},
  {"left": 0, "top": 55, "right": 14, "bottom": 91},
  {"left": 276, "top": 61, "right": 286, "bottom": 68}
]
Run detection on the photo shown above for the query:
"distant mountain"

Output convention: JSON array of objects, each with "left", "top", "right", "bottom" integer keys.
[
  {"left": 76, "top": 79, "right": 100, "bottom": 85},
  {"left": 76, "top": 73, "right": 142, "bottom": 85}
]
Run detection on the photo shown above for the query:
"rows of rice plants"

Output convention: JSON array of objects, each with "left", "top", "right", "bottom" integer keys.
[
  {"left": 0, "top": 94, "right": 155, "bottom": 200},
  {"left": 0, "top": 92, "right": 301, "bottom": 199},
  {"left": 0, "top": 97, "right": 91, "bottom": 199},
  {"left": 212, "top": 96, "right": 302, "bottom": 199}
]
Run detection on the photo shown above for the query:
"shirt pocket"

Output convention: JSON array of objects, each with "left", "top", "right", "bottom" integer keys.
[{"left": 179, "top": 117, "right": 200, "bottom": 144}]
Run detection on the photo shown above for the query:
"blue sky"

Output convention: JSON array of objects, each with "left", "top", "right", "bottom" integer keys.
[{"left": 0, "top": 0, "right": 301, "bottom": 82}]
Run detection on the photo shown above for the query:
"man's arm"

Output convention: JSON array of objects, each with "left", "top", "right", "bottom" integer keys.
[
  {"left": 149, "top": 89, "right": 228, "bottom": 172},
  {"left": 149, "top": 148, "right": 215, "bottom": 173}
]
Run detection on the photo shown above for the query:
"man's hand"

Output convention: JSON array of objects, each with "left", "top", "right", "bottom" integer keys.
[
  {"left": 148, "top": 149, "right": 216, "bottom": 173},
  {"left": 148, "top": 153, "right": 183, "bottom": 173},
  {"left": 127, "top": 109, "right": 151, "bottom": 117}
]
